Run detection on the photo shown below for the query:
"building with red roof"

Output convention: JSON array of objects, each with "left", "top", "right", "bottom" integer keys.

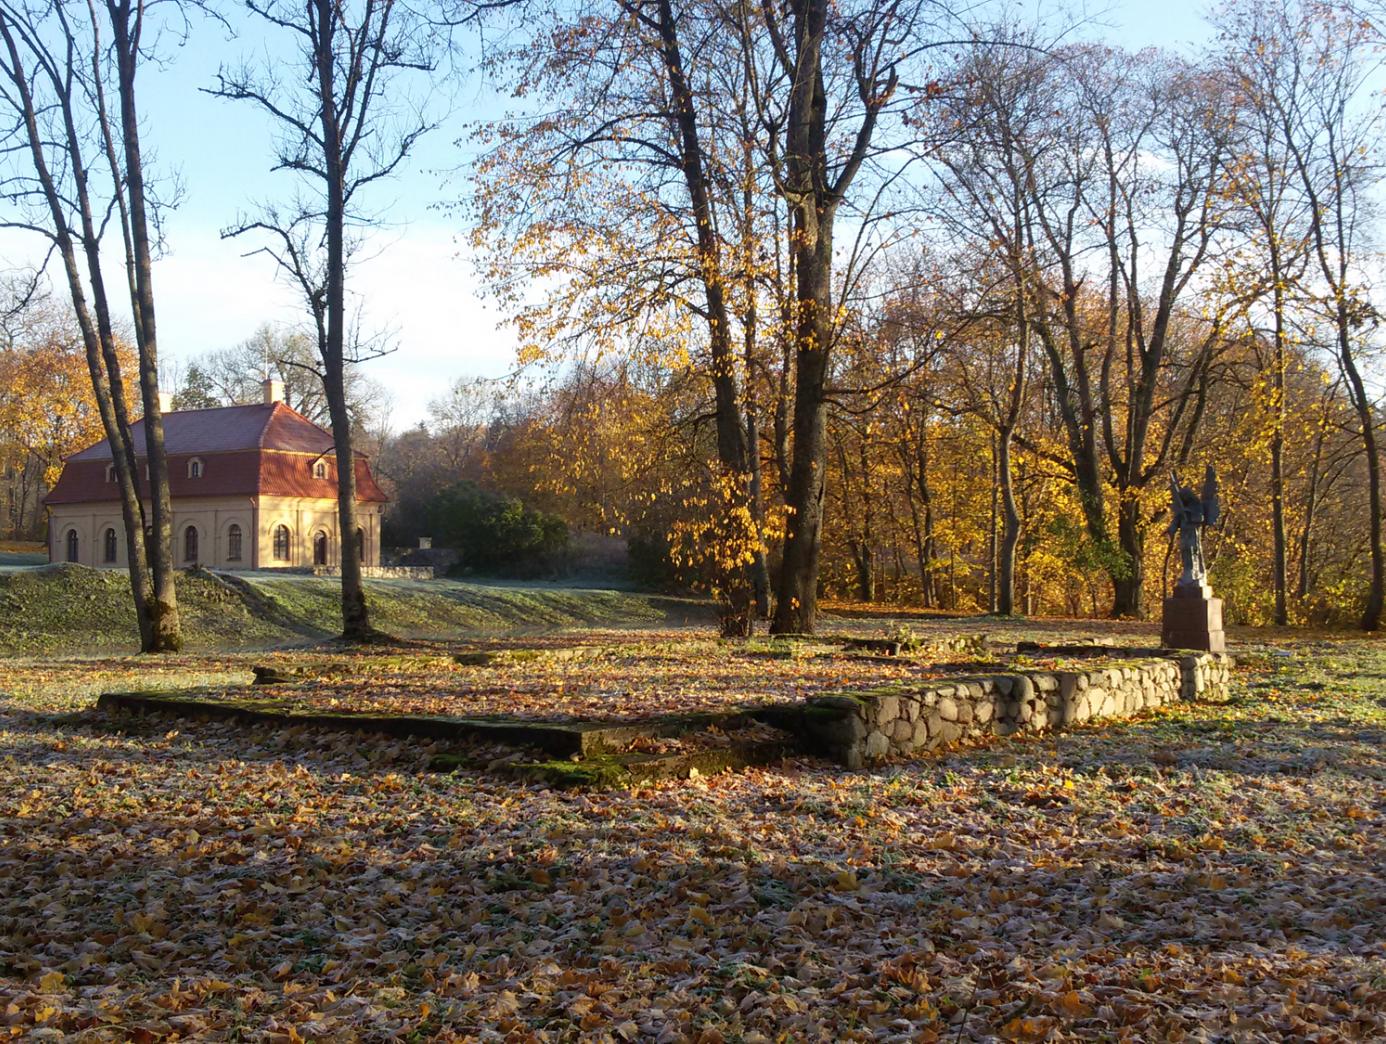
[{"left": 45, "top": 380, "right": 388, "bottom": 571}]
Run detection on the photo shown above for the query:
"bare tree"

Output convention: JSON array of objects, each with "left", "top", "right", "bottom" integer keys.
[
  {"left": 924, "top": 36, "right": 1053, "bottom": 616},
  {"left": 1217, "top": 0, "right": 1386, "bottom": 630},
  {"left": 103, "top": 0, "right": 182, "bottom": 648},
  {"left": 210, "top": 0, "right": 446, "bottom": 641},
  {"left": 175, "top": 324, "right": 385, "bottom": 424},
  {"left": 1215, "top": 11, "right": 1316, "bottom": 626},
  {"left": 0, "top": 0, "right": 183, "bottom": 650}
]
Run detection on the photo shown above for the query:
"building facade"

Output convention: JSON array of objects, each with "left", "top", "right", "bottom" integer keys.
[{"left": 44, "top": 382, "right": 389, "bottom": 571}]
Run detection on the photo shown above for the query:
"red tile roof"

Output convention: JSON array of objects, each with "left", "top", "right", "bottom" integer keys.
[
  {"left": 68, "top": 402, "right": 338, "bottom": 459},
  {"left": 47, "top": 403, "right": 388, "bottom": 506}
]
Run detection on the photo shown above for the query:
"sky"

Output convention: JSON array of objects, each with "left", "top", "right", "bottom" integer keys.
[{"left": 5, "top": 0, "right": 1216, "bottom": 431}]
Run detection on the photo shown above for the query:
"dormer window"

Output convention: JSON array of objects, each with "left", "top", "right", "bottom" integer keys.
[
  {"left": 188, "top": 457, "right": 204, "bottom": 479},
  {"left": 313, "top": 460, "right": 327, "bottom": 479}
]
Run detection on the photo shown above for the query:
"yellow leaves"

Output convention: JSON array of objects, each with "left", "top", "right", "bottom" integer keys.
[
  {"left": 35, "top": 970, "right": 64, "bottom": 994},
  {"left": 126, "top": 911, "right": 163, "bottom": 935},
  {"left": 237, "top": 906, "right": 275, "bottom": 928},
  {"left": 1055, "top": 990, "right": 1090, "bottom": 1018},
  {"left": 831, "top": 869, "right": 860, "bottom": 892},
  {"left": 687, "top": 904, "right": 715, "bottom": 927},
  {"left": 1000, "top": 1015, "right": 1056, "bottom": 1041}
]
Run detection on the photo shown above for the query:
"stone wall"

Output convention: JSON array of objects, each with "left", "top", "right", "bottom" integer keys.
[
  {"left": 311, "top": 565, "right": 437, "bottom": 580},
  {"left": 1182, "top": 651, "right": 1232, "bottom": 702},
  {"left": 806, "top": 652, "right": 1232, "bottom": 769}
]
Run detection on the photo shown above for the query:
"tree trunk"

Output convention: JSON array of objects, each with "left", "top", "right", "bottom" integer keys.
[
  {"left": 315, "top": 0, "right": 372, "bottom": 641},
  {"left": 915, "top": 434, "right": 937, "bottom": 607},
  {"left": 746, "top": 410, "right": 772, "bottom": 617},
  {"left": 110, "top": 0, "right": 180, "bottom": 651},
  {"left": 853, "top": 545, "right": 874, "bottom": 602},
  {"left": 767, "top": 0, "right": 836, "bottom": 635},
  {"left": 1297, "top": 418, "right": 1327, "bottom": 602},
  {"left": 996, "top": 428, "right": 1021, "bottom": 615},
  {"left": 651, "top": 0, "right": 758, "bottom": 634},
  {"left": 1112, "top": 492, "right": 1144, "bottom": 618},
  {"left": 326, "top": 369, "right": 371, "bottom": 638},
  {"left": 987, "top": 434, "right": 998, "bottom": 613},
  {"left": 1337, "top": 310, "right": 1383, "bottom": 631},
  {"left": 771, "top": 238, "right": 832, "bottom": 634},
  {"left": 855, "top": 439, "right": 874, "bottom": 602},
  {"left": 1267, "top": 272, "right": 1290, "bottom": 625}
]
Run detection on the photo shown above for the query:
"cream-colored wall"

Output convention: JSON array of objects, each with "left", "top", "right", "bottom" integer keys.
[
  {"left": 256, "top": 495, "right": 382, "bottom": 569},
  {"left": 47, "top": 496, "right": 382, "bottom": 571}
]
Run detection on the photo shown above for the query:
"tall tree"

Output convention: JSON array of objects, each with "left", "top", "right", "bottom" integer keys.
[
  {"left": 750, "top": 0, "right": 936, "bottom": 633},
  {"left": 0, "top": 0, "right": 182, "bottom": 650},
  {"left": 103, "top": 0, "right": 181, "bottom": 648},
  {"left": 212, "top": 0, "right": 444, "bottom": 641},
  {"left": 925, "top": 42, "right": 1231, "bottom": 618},
  {"left": 473, "top": 0, "right": 778, "bottom": 634},
  {"left": 1217, "top": 0, "right": 1385, "bottom": 630},
  {"left": 1215, "top": 14, "right": 1315, "bottom": 626}
]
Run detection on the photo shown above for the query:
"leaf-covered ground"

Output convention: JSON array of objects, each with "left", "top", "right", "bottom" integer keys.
[
  {"left": 1, "top": 627, "right": 1383, "bottom": 1040},
  {"left": 183, "top": 635, "right": 967, "bottom": 722}
]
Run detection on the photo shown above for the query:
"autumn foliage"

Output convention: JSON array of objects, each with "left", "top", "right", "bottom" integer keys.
[{"left": 0, "top": 307, "right": 133, "bottom": 541}]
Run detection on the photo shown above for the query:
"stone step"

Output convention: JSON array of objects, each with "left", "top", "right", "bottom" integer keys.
[{"left": 96, "top": 690, "right": 829, "bottom": 758}]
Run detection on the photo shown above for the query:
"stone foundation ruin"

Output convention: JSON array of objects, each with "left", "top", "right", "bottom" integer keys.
[{"left": 800, "top": 646, "right": 1232, "bottom": 769}]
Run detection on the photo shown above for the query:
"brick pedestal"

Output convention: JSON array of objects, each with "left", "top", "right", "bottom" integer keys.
[{"left": 1162, "top": 587, "right": 1225, "bottom": 653}]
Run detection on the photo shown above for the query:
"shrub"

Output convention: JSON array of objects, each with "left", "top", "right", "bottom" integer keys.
[{"left": 425, "top": 481, "right": 569, "bottom": 576}]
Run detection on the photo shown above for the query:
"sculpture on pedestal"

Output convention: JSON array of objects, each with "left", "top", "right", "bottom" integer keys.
[
  {"left": 1161, "top": 466, "right": 1226, "bottom": 652},
  {"left": 1167, "top": 466, "right": 1220, "bottom": 595}
]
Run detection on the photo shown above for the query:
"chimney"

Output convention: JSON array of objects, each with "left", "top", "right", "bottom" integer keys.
[
  {"left": 263, "top": 377, "right": 285, "bottom": 405},
  {"left": 158, "top": 391, "right": 173, "bottom": 413},
  {"left": 418, "top": 536, "right": 433, "bottom": 550}
]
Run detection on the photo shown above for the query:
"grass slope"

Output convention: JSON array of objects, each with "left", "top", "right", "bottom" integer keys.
[{"left": 0, "top": 564, "right": 704, "bottom": 653}]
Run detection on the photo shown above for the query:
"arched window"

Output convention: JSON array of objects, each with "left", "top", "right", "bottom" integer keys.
[
  {"left": 188, "top": 458, "right": 203, "bottom": 479},
  {"left": 227, "top": 524, "right": 243, "bottom": 562},
  {"left": 103, "top": 527, "right": 118, "bottom": 564},
  {"left": 355, "top": 528, "right": 365, "bottom": 563},
  {"left": 273, "top": 525, "right": 291, "bottom": 561},
  {"left": 183, "top": 525, "right": 199, "bottom": 565},
  {"left": 65, "top": 529, "right": 79, "bottom": 563},
  {"left": 313, "top": 459, "right": 327, "bottom": 480},
  {"left": 106, "top": 464, "right": 115, "bottom": 483},
  {"left": 313, "top": 531, "right": 328, "bottom": 566}
]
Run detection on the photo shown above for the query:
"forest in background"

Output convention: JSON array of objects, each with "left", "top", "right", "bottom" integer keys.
[{"left": 2, "top": 0, "right": 1385, "bottom": 635}]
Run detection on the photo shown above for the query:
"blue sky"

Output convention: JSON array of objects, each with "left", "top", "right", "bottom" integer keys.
[{"left": 8, "top": 0, "right": 1216, "bottom": 429}]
